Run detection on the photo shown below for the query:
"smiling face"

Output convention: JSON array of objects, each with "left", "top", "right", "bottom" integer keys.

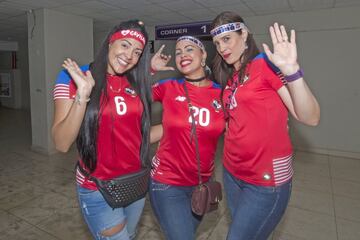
[
  {"left": 212, "top": 30, "right": 248, "bottom": 70},
  {"left": 107, "top": 38, "right": 144, "bottom": 75},
  {"left": 175, "top": 40, "right": 207, "bottom": 78}
]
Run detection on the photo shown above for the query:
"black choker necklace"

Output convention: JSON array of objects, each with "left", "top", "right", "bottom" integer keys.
[{"left": 185, "top": 76, "right": 206, "bottom": 82}]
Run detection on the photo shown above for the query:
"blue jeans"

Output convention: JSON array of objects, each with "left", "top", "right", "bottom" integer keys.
[
  {"left": 149, "top": 179, "right": 202, "bottom": 240},
  {"left": 77, "top": 185, "right": 145, "bottom": 240},
  {"left": 223, "top": 168, "right": 292, "bottom": 240}
]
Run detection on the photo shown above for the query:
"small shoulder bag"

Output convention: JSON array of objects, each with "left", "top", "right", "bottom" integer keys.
[{"left": 183, "top": 82, "right": 223, "bottom": 216}]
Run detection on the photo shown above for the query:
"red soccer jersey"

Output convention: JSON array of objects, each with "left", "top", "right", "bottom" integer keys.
[
  {"left": 152, "top": 79, "right": 225, "bottom": 186},
  {"left": 54, "top": 69, "right": 143, "bottom": 190},
  {"left": 223, "top": 53, "right": 293, "bottom": 187}
]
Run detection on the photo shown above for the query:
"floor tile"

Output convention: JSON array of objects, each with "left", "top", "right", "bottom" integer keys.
[
  {"left": 0, "top": 225, "right": 59, "bottom": 240},
  {"left": 136, "top": 226, "right": 165, "bottom": 240},
  {"left": 196, "top": 209, "right": 225, "bottom": 239},
  {"left": 0, "top": 183, "right": 46, "bottom": 210},
  {"left": 336, "top": 217, "right": 360, "bottom": 240},
  {"left": 206, "top": 211, "right": 230, "bottom": 240},
  {"left": 288, "top": 188, "right": 334, "bottom": 216},
  {"left": 275, "top": 207, "right": 337, "bottom": 240},
  {"left": 138, "top": 198, "right": 159, "bottom": 229},
  {"left": 334, "top": 195, "right": 360, "bottom": 222},
  {"left": 332, "top": 179, "right": 360, "bottom": 200},
  {"left": 292, "top": 171, "right": 332, "bottom": 194},
  {"left": 8, "top": 191, "right": 77, "bottom": 226},
  {"left": 36, "top": 206, "right": 92, "bottom": 240},
  {"left": 293, "top": 152, "right": 330, "bottom": 178},
  {"left": 330, "top": 155, "right": 360, "bottom": 183},
  {"left": 272, "top": 231, "right": 308, "bottom": 240}
]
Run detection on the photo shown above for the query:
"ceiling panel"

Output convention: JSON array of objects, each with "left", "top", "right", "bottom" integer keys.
[
  {"left": 0, "top": 1, "right": 32, "bottom": 16},
  {"left": 150, "top": 12, "right": 192, "bottom": 25},
  {"left": 54, "top": 0, "right": 118, "bottom": 15},
  {"left": 131, "top": 4, "right": 172, "bottom": 15},
  {"left": 1, "top": 0, "right": 360, "bottom": 41},
  {"left": 147, "top": 0, "right": 177, "bottom": 3},
  {"left": 289, "top": 0, "right": 335, "bottom": 11},
  {"left": 99, "top": 0, "right": 152, "bottom": 8},
  {"left": 242, "top": 0, "right": 292, "bottom": 15},
  {"left": 9, "top": 0, "right": 69, "bottom": 8},
  {"left": 335, "top": 0, "right": 360, "bottom": 7},
  {"left": 157, "top": 0, "right": 204, "bottom": 11},
  {"left": 102, "top": 9, "right": 139, "bottom": 18},
  {"left": 2, "top": 14, "right": 27, "bottom": 26},
  {"left": 208, "top": 3, "right": 255, "bottom": 17},
  {"left": 194, "top": 0, "right": 243, "bottom": 8},
  {"left": 179, "top": 8, "right": 217, "bottom": 20}
]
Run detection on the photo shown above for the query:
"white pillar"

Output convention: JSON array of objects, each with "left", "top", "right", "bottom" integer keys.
[{"left": 27, "top": 8, "right": 93, "bottom": 154}]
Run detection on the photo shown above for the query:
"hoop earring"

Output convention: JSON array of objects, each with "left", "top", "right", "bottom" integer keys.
[{"left": 201, "top": 60, "right": 206, "bottom": 67}]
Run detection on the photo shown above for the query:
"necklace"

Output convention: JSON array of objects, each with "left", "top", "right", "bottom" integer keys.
[
  {"left": 109, "top": 84, "right": 121, "bottom": 93},
  {"left": 185, "top": 75, "right": 206, "bottom": 82},
  {"left": 108, "top": 76, "right": 122, "bottom": 93}
]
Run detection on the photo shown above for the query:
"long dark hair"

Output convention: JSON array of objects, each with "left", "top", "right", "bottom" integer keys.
[
  {"left": 77, "top": 20, "right": 151, "bottom": 173},
  {"left": 211, "top": 11, "right": 259, "bottom": 92}
]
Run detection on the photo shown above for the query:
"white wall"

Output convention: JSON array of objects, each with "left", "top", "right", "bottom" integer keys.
[
  {"left": 28, "top": 8, "right": 93, "bottom": 154},
  {"left": 244, "top": 6, "right": 360, "bottom": 159}
]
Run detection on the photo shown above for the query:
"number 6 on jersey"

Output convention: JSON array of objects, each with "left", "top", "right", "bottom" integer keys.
[{"left": 115, "top": 96, "right": 127, "bottom": 115}]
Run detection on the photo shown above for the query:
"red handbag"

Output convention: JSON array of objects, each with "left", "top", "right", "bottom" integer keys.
[{"left": 191, "top": 181, "right": 222, "bottom": 216}]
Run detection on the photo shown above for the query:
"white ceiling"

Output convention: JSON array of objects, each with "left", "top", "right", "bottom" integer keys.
[{"left": 0, "top": 0, "right": 360, "bottom": 41}]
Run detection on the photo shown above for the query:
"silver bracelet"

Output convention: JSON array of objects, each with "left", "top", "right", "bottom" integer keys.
[{"left": 75, "top": 92, "right": 90, "bottom": 105}]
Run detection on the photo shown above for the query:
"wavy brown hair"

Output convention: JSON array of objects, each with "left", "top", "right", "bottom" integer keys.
[{"left": 211, "top": 11, "right": 259, "bottom": 91}]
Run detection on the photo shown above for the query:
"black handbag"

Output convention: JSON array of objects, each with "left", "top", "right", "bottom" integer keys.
[
  {"left": 182, "top": 82, "right": 223, "bottom": 216},
  {"left": 77, "top": 162, "right": 150, "bottom": 209}
]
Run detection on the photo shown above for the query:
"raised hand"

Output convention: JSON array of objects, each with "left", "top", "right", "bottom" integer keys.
[
  {"left": 150, "top": 44, "right": 175, "bottom": 72},
  {"left": 62, "top": 58, "right": 94, "bottom": 99},
  {"left": 262, "top": 23, "right": 300, "bottom": 75}
]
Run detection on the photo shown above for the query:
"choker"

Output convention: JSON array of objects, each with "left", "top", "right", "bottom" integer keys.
[{"left": 185, "top": 76, "right": 206, "bottom": 82}]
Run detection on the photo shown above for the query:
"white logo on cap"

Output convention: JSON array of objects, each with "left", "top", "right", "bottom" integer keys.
[{"left": 121, "top": 30, "right": 130, "bottom": 36}]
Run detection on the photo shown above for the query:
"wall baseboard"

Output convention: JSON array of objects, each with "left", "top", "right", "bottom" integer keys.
[
  {"left": 31, "top": 145, "right": 57, "bottom": 155},
  {"left": 294, "top": 146, "right": 360, "bottom": 160}
]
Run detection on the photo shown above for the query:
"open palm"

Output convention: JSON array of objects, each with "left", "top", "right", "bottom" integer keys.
[
  {"left": 263, "top": 23, "right": 299, "bottom": 75},
  {"left": 62, "top": 58, "right": 94, "bottom": 97}
]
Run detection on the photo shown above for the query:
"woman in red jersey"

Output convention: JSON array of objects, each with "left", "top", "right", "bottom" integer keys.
[
  {"left": 52, "top": 20, "right": 151, "bottom": 240},
  {"left": 210, "top": 11, "right": 320, "bottom": 240},
  {"left": 149, "top": 36, "right": 225, "bottom": 240}
]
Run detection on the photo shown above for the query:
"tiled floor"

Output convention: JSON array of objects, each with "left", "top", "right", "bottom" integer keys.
[{"left": 1, "top": 106, "right": 360, "bottom": 240}]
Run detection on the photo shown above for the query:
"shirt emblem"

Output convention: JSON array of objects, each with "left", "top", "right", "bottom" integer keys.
[
  {"left": 212, "top": 99, "right": 222, "bottom": 112},
  {"left": 125, "top": 87, "right": 137, "bottom": 97},
  {"left": 175, "top": 96, "right": 186, "bottom": 102}
]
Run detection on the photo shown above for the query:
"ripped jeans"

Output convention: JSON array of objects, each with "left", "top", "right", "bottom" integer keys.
[
  {"left": 149, "top": 178, "right": 202, "bottom": 240},
  {"left": 77, "top": 185, "right": 145, "bottom": 240}
]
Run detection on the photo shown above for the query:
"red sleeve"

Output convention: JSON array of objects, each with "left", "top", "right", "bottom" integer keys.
[
  {"left": 53, "top": 68, "right": 81, "bottom": 100},
  {"left": 262, "top": 59, "right": 284, "bottom": 91},
  {"left": 152, "top": 81, "right": 166, "bottom": 102}
]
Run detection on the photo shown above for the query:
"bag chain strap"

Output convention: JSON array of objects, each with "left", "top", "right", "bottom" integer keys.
[{"left": 183, "top": 81, "right": 202, "bottom": 186}]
